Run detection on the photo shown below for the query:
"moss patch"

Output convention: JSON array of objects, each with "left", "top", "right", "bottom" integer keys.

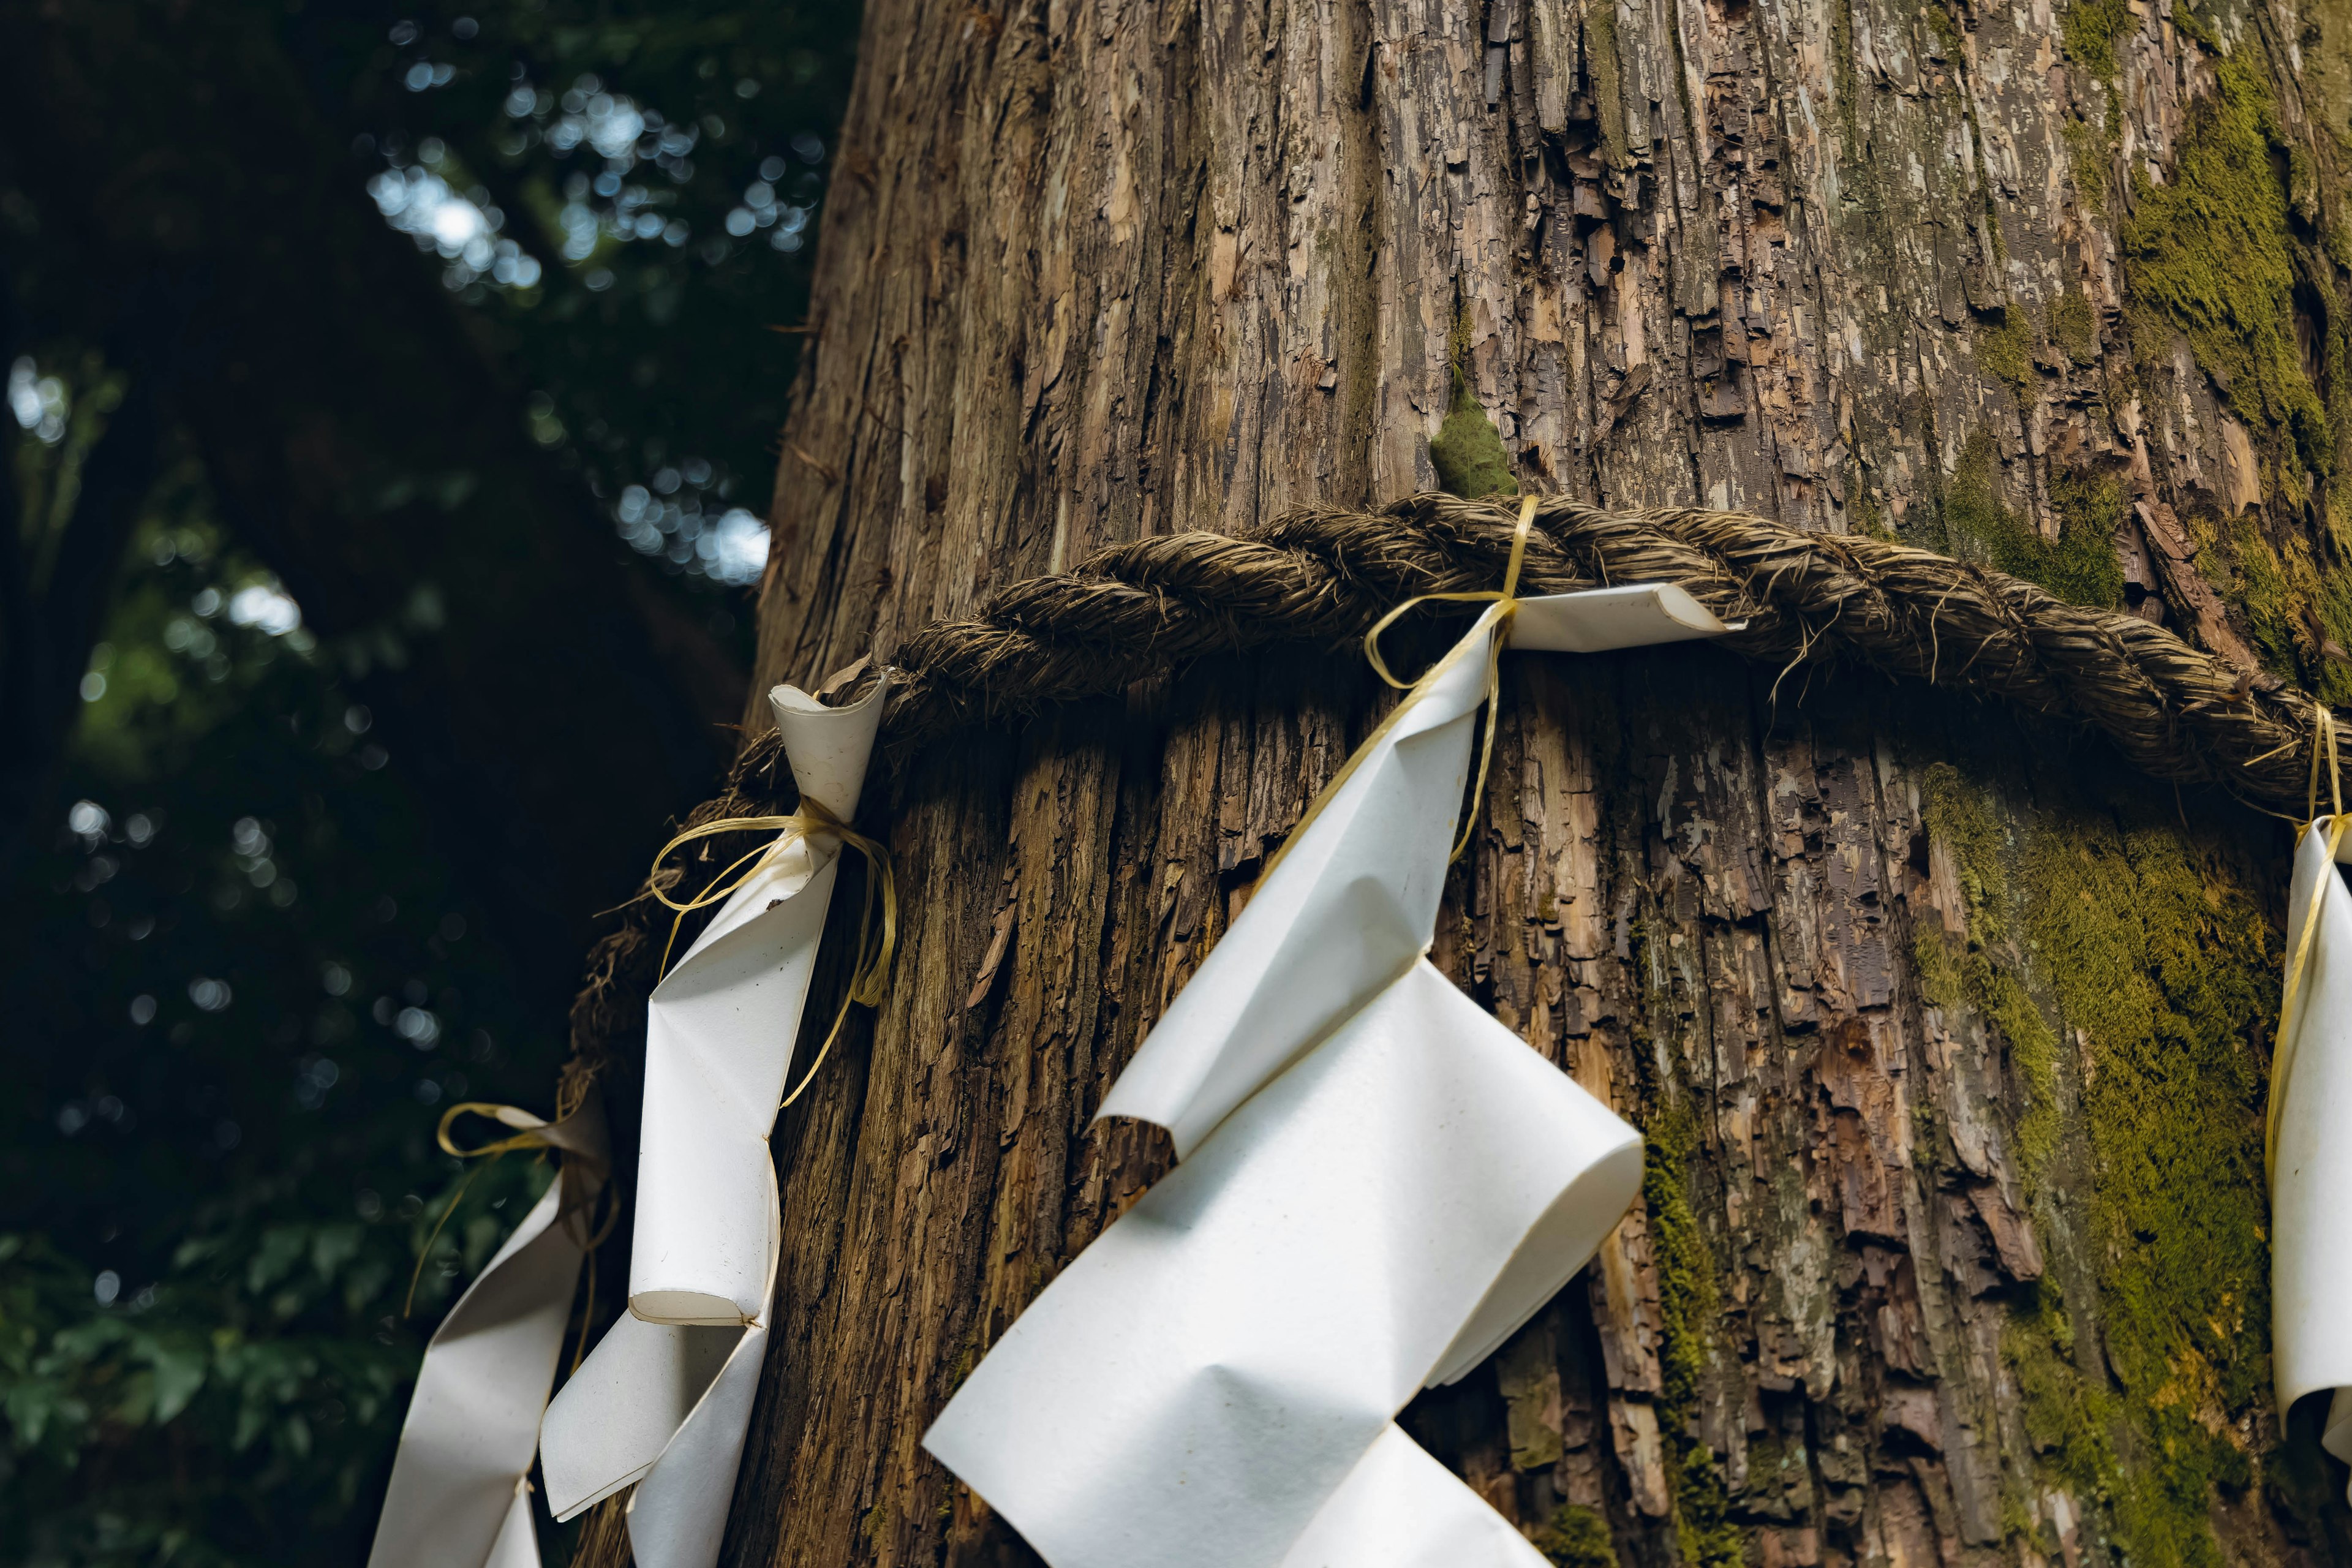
[
  {"left": 2021, "top": 808, "right": 2272, "bottom": 1568},
  {"left": 1641, "top": 1105, "right": 1743, "bottom": 1568},
  {"left": 2121, "top": 51, "right": 2333, "bottom": 481},
  {"left": 1978, "top": 308, "right": 2036, "bottom": 398},
  {"left": 1923, "top": 1, "right": 1965, "bottom": 61},
  {"left": 1532, "top": 1504, "right": 1619, "bottom": 1568},
  {"left": 2060, "top": 0, "right": 2134, "bottom": 82},
  {"left": 1942, "top": 432, "right": 2125, "bottom": 609},
  {"left": 2050, "top": 290, "right": 2100, "bottom": 364},
  {"left": 2222, "top": 516, "right": 2301, "bottom": 676},
  {"left": 1430, "top": 382, "right": 1520, "bottom": 500},
  {"left": 1918, "top": 764, "right": 2064, "bottom": 1182},
  {"left": 2065, "top": 117, "right": 2114, "bottom": 214},
  {"left": 1586, "top": 5, "right": 1630, "bottom": 172},
  {"left": 2198, "top": 517, "right": 2352, "bottom": 702},
  {"left": 2006, "top": 1287, "right": 2117, "bottom": 1503},
  {"left": 1926, "top": 764, "right": 2278, "bottom": 1568}
]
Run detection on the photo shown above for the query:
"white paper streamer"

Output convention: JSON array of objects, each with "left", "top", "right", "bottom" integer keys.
[
  {"left": 925, "top": 587, "right": 1736, "bottom": 1568},
  {"left": 366, "top": 1099, "right": 606, "bottom": 1568},
  {"left": 2272, "top": 817, "right": 2352, "bottom": 1496},
  {"left": 540, "top": 673, "right": 889, "bottom": 1568}
]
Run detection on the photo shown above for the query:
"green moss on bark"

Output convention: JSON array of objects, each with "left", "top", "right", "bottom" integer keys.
[
  {"left": 2198, "top": 518, "right": 2352, "bottom": 702},
  {"left": 1430, "top": 383, "right": 1521, "bottom": 500},
  {"left": 2060, "top": 0, "right": 2134, "bottom": 82},
  {"left": 2051, "top": 290, "right": 2099, "bottom": 364},
  {"left": 1923, "top": 764, "right": 2280, "bottom": 1568},
  {"left": 1942, "top": 433, "right": 2125, "bottom": 609},
  {"left": 1430, "top": 290, "right": 1519, "bottom": 501},
  {"left": 2007, "top": 1288, "right": 2119, "bottom": 1501},
  {"left": 1640, "top": 1105, "right": 1743, "bottom": 1568},
  {"left": 1978, "top": 309, "right": 2035, "bottom": 398},
  {"left": 2121, "top": 52, "right": 2333, "bottom": 481},
  {"left": 1918, "top": 764, "right": 2063, "bottom": 1183},
  {"left": 2021, "top": 809, "right": 2272, "bottom": 1568},
  {"left": 1532, "top": 1504, "right": 1619, "bottom": 1568}
]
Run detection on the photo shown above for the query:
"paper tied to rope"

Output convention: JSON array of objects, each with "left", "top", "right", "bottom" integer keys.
[
  {"left": 539, "top": 670, "right": 891, "bottom": 1568},
  {"left": 1356, "top": 494, "right": 1745, "bottom": 865},
  {"left": 366, "top": 1090, "right": 609, "bottom": 1568},
  {"left": 923, "top": 500, "right": 1741, "bottom": 1568},
  {"left": 2269, "top": 701, "right": 2352, "bottom": 1494}
]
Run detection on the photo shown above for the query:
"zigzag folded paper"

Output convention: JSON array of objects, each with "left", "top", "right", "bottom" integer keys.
[
  {"left": 2272, "top": 818, "right": 2352, "bottom": 1496},
  {"left": 366, "top": 1097, "right": 606, "bottom": 1568},
  {"left": 540, "top": 674, "right": 889, "bottom": 1568},
  {"left": 924, "top": 584, "right": 1736, "bottom": 1568}
]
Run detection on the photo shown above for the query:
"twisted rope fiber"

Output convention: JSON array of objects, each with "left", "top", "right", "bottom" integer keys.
[
  {"left": 565, "top": 492, "right": 2326, "bottom": 1093},
  {"left": 879, "top": 491, "right": 2323, "bottom": 808}
]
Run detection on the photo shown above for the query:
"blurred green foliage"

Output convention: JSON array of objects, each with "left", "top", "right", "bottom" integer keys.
[{"left": 0, "top": 1, "right": 857, "bottom": 1562}]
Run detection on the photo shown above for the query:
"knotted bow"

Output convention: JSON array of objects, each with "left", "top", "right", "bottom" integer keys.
[
  {"left": 404, "top": 1085, "right": 612, "bottom": 1358},
  {"left": 647, "top": 792, "right": 897, "bottom": 1112},
  {"left": 1259, "top": 493, "right": 1539, "bottom": 883}
]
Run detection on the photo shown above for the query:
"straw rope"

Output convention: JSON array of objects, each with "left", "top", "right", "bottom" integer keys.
[
  {"left": 876, "top": 492, "right": 2323, "bottom": 809},
  {"left": 567, "top": 491, "right": 2337, "bottom": 1096}
]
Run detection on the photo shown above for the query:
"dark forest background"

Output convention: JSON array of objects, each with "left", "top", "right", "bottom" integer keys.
[{"left": 0, "top": 3, "right": 856, "bottom": 1561}]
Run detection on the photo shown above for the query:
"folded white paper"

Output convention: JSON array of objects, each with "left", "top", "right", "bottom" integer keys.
[
  {"left": 1281, "top": 1423, "right": 1561, "bottom": 1568},
  {"left": 539, "top": 1193, "right": 778, "bottom": 1550},
  {"left": 366, "top": 1098, "right": 608, "bottom": 1568},
  {"left": 1504, "top": 582, "right": 1736, "bottom": 654},
  {"left": 925, "top": 587, "right": 1736, "bottom": 1568},
  {"left": 2272, "top": 818, "right": 2352, "bottom": 1495},
  {"left": 540, "top": 674, "right": 889, "bottom": 1568},
  {"left": 631, "top": 675, "right": 889, "bottom": 1325}
]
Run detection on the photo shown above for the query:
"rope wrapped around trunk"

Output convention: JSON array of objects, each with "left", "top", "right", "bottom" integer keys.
[
  {"left": 880, "top": 492, "right": 2325, "bottom": 809},
  {"left": 567, "top": 489, "right": 2332, "bottom": 1115}
]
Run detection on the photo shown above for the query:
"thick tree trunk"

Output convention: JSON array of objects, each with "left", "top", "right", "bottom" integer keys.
[{"left": 711, "top": 1, "right": 2352, "bottom": 1565}]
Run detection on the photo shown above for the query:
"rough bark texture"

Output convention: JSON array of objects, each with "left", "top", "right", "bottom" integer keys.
[{"left": 624, "top": 0, "right": 2352, "bottom": 1562}]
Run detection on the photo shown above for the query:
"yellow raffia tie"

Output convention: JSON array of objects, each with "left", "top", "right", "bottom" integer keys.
[
  {"left": 404, "top": 1091, "right": 615, "bottom": 1370},
  {"left": 647, "top": 792, "right": 897, "bottom": 1115},
  {"left": 1256, "top": 495, "right": 1539, "bottom": 887},
  {"left": 1362, "top": 491, "right": 1539, "bottom": 862},
  {"left": 2268, "top": 699, "right": 2347, "bottom": 1183}
]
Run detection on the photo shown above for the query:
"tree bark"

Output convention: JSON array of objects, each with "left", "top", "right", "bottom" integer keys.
[{"left": 703, "top": 1, "right": 2352, "bottom": 1565}]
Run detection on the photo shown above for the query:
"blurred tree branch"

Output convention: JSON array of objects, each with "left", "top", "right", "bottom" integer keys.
[
  {"left": 0, "top": 269, "right": 181, "bottom": 872},
  {"left": 0, "top": 2, "right": 745, "bottom": 1016}
]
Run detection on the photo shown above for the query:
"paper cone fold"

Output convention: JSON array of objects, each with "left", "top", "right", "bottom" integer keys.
[
  {"left": 629, "top": 671, "right": 891, "bottom": 1324},
  {"left": 545, "top": 673, "right": 886, "bottom": 1568},
  {"left": 772, "top": 675, "right": 888, "bottom": 821},
  {"left": 2272, "top": 817, "right": 2352, "bottom": 1497},
  {"left": 927, "top": 588, "right": 1734, "bottom": 1568},
  {"left": 366, "top": 1097, "right": 606, "bottom": 1568}
]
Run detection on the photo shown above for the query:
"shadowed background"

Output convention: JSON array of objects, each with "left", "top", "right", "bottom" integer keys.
[{"left": 0, "top": 3, "right": 853, "bottom": 1561}]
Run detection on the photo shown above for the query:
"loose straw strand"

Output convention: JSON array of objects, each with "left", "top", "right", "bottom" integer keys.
[
  {"left": 2269, "top": 699, "right": 2346, "bottom": 1182},
  {"left": 1349, "top": 493, "right": 1537, "bottom": 863},
  {"left": 1450, "top": 494, "right": 1539, "bottom": 862}
]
